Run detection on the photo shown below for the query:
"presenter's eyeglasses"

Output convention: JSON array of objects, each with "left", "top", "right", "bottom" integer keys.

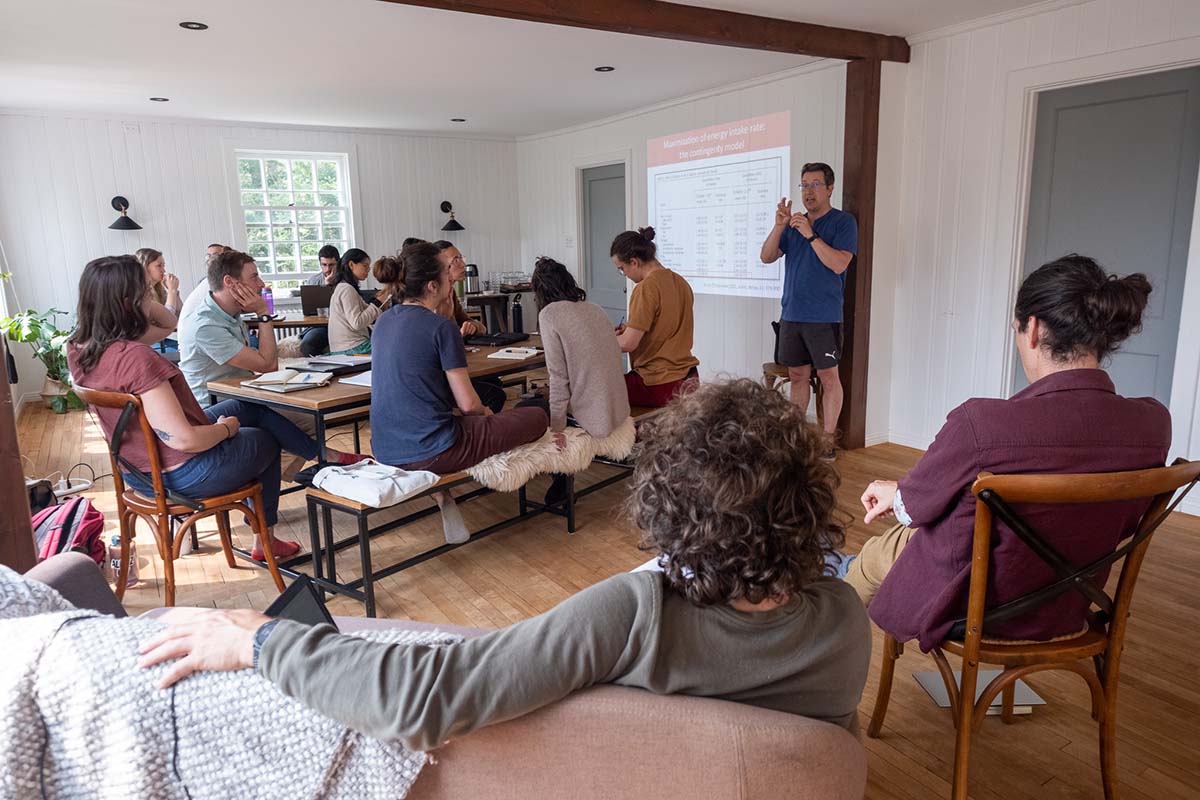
[{"left": 799, "top": 181, "right": 827, "bottom": 191}]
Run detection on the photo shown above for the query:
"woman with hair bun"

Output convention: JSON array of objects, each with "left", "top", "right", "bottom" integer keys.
[
  {"left": 369, "top": 242, "right": 548, "bottom": 543},
  {"left": 610, "top": 226, "right": 699, "bottom": 407},
  {"left": 853, "top": 254, "right": 1171, "bottom": 651}
]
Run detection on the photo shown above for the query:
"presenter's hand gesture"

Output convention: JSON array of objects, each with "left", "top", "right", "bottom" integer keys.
[
  {"left": 790, "top": 213, "right": 813, "bottom": 239},
  {"left": 163, "top": 273, "right": 180, "bottom": 292},
  {"left": 774, "top": 197, "right": 792, "bottom": 227},
  {"left": 861, "top": 480, "right": 899, "bottom": 524}
]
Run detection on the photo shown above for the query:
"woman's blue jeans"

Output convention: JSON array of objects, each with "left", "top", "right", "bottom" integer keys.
[{"left": 122, "top": 399, "right": 316, "bottom": 527}]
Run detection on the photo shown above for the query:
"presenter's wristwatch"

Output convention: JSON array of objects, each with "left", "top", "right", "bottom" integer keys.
[
  {"left": 805, "top": 233, "right": 820, "bottom": 243},
  {"left": 255, "top": 314, "right": 274, "bottom": 323}
]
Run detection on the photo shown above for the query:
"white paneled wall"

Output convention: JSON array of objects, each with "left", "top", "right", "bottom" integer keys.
[
  {"left": 0, "top": 112, "right": 520, "bottom": 404},
  {"left": 516, "top": 62, "right": 863, "bottom": 427},
  {"left": 886, "top": 0, "right": 1200, "bottom": 513}
]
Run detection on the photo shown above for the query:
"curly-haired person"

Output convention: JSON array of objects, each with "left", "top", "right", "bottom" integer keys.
[{"left": 139, "top": 379, "right": 871, "bottom": 750}]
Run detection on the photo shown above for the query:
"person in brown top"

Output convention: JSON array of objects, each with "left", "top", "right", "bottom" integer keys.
[
  {"left": 611, "top": 227, "right": 700, "bottom": 407},
  {"left": 139, "top": 379, "right": 870, "bottom": 752}
]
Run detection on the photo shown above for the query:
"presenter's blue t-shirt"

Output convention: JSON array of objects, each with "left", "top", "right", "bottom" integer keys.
[
  {"left": 370, "top": 304, "right": 468, "bottom": 466},
  {"left": 778, "top": 208, "right": 858, "bottom": 323}
]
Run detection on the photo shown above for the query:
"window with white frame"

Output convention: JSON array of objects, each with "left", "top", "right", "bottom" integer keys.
[{"left": 235, "top": 151, "right": 354, "bottom": 291}]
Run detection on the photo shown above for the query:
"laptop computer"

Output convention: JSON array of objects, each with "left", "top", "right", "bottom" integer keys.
[
  {"left": 300, "top": 285, "right": 335, "bottom": 316},
  {"left": 465, "top": 331, "right": 530, "bottom": 347}
]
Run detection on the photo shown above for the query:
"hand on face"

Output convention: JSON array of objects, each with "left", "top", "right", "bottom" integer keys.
[
  {"left": 229, "top": 280, "right": 267, "bottom": 314},
  {"left": 163, "top": 273, "right": 180, "bottom": 292}
]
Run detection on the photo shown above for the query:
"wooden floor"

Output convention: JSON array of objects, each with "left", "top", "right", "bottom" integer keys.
[{"left": 17, "top": 402, "right": 1200, "bottom": 799}]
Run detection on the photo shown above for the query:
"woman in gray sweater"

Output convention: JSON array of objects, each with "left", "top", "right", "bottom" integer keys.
[
  {"left": 531, "top": 256, "right": 631, "bottom": 504},
  {"left": 139, "top": 379, "right": 871, "bottom": 751}
]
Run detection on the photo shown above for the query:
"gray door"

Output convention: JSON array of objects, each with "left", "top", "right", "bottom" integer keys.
[
  {"left": 1016, "top": 67, "right": 1200, "bottom": 404},
  {"left": 582, "top": 163, "right": 628, "bottom": 325}
]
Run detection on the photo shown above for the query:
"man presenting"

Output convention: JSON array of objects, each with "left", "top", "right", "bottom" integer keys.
[{"left": 760, "top": 162, "right": 857, "bottom": 460}]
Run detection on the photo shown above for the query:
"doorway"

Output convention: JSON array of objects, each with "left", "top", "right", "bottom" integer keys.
[
  {"left": 580, "top": 163, "right": 628, "bottom": 326},
  {"left": 1015, "top": 67, "right": 1200, "bottom": 404}
]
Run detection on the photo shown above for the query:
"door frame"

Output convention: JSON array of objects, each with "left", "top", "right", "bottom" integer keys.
[
  {"left": 997, "top": 43, "right": 1200, "bottom": 462},
  {"left": 573, "top": 150, "right": 633, "bottom": 306}
]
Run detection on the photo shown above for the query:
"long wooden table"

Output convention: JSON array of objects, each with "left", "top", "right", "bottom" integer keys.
[{"left": 206, "top": 336, "right": 546, "bottom": 456}]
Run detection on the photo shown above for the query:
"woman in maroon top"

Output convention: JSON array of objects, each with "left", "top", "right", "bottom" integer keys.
[
  {"left": 68, "top": 256, "right": 358, "bottom": 560},
  {"left": 852, "top": 254, "right": 1171, "bottom": 651}
]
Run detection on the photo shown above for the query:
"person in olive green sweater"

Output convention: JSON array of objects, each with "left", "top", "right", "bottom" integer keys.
[{"left": 139, "top": 379, "right": 871, "bottom": 752}]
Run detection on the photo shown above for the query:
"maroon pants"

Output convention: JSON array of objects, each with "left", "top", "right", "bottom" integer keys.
[
  {"left": 402, "top": 406, "right": 548, "bottom": 474},
  {"left": 624, "top": 368, "right": 699, "bottom": 408}
]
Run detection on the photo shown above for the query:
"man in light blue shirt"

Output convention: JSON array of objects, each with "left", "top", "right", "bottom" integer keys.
[
  {"left": 178, "top": 251, "right": 315, "bottom": 436},
  {"left": 179, "top": 252, "right": 277, "bottom": 407}
]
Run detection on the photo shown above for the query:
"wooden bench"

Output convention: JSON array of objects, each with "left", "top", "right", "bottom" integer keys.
[{"left": 302, "top": 472, "right": 552, "bottom": 616}]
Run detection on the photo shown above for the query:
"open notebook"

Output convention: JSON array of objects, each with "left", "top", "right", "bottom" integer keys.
[{"left": 241, "top": 369, "right": 332, "bottom": 393}]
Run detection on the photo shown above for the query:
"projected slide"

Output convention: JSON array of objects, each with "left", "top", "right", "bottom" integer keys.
[{"left": 647, "top": 112, "right": 790, "bottom": 298}]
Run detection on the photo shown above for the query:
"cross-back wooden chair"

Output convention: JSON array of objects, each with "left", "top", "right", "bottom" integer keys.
[
  {"left": 867, "top": 458, "right": 1199, "bottom": 800},
  {"left": 75, "top": 385, "right": 286, "bottom": 606}
]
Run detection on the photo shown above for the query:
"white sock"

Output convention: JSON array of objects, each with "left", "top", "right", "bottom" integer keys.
[{"left": 438, "top": 496, "right": 470, "bottom": 544}]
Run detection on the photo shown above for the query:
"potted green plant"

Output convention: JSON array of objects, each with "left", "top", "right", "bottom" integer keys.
[{"left": 0, "top": 306, "right": 83, "bottom": 413}]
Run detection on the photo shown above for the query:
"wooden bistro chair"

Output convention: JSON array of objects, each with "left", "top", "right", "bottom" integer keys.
[
  {"left": 866, "top": 458, "right": 1200, "bottom": 800},
  {"left": 75, "top": 386, "right": 287, "bottom": 606}
]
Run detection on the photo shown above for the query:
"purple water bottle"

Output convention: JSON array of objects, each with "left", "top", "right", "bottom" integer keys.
[{"left": 261, "top": 286, "right": 275, "bottom": 315}]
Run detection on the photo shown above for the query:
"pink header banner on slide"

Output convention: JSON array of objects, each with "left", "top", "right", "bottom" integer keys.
[{"left": 646, "top": 112, "right": 791, "bottom": 168}]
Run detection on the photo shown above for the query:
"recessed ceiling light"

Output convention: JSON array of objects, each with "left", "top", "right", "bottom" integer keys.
[
  {"left": 595, "top": 66, "right": 615, "bottom": 72},
  {"left": 179, "top": 21, "right": 208, "bottom": 30},
  {"left": 450, "top": 118, "right": 467, "bottom": 123},
  {"left": 149, "top": 97, "right": 170, "bottom": 102}
]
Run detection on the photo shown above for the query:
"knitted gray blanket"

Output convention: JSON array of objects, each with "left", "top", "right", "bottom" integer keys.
[{"left": 0, "top": 566, "right": 458, "bottom": 799}]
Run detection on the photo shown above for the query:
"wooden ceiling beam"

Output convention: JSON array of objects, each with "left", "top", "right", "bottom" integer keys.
[{"left": 377, "top": 0, "right": 910, "bottom": 63}]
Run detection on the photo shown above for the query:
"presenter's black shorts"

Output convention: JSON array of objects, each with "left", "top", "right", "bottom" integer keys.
[{"left": 777, "top": 321, "right": 842, "bottom": 370}]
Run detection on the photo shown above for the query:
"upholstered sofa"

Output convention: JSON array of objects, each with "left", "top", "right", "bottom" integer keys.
[{"left": 26, "top": 552, "right": 869, "bottom": 800}]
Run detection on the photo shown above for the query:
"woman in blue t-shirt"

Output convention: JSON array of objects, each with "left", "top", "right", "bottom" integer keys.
[{"left": 370, "top": 242, "right": 548, "bottom": 542}]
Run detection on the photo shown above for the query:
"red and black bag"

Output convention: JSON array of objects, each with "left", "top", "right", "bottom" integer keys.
[{"left": 32, "top": 496, "right": 106, "bottom": 565}]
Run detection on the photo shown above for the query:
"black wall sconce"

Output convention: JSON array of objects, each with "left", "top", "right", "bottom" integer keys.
[
  {"left": 108, "top": 196, "right": 142, "bottom": 231},
  {"left": 440, "top": 201, "right": 465, "bottom": 232}
]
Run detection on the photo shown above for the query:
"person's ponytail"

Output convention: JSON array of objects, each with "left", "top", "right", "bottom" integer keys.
[
  {"left": 1014, "top": 254, "right": 1151, "bottom": 361},
  {"left": 610, "top": 226, "right": 657, "bottom": 263}
]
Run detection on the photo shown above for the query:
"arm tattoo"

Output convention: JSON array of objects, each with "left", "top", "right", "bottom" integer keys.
[{"left": 153, "top": 428, "right": 172, "bottom": 443}]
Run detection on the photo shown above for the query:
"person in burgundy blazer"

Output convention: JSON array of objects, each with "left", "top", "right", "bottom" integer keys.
[{"left": 852, "top": 254, "right": 1171, "bottom": 651}]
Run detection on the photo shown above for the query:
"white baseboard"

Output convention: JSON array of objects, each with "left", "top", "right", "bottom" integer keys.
[
  {"left": 864, "top": 432, "right": 890, "bottom": 447},
  {"left": 884, "top": 431, "right": 934, "bottom": 450},
  {"left": 1179, "top": 496, "right": 1200, "bottom": 518},
  {"left": 16, "top": 391, "right": 40, "bottom": 415}
]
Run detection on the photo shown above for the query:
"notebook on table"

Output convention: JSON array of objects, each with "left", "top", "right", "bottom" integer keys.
[{"left": 241, "top": 369, "right": 332, "bottom": 393}]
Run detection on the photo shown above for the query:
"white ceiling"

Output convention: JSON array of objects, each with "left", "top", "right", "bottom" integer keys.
[{"left": 0, "top": 0, "right": 1047, "bottom": 137}]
